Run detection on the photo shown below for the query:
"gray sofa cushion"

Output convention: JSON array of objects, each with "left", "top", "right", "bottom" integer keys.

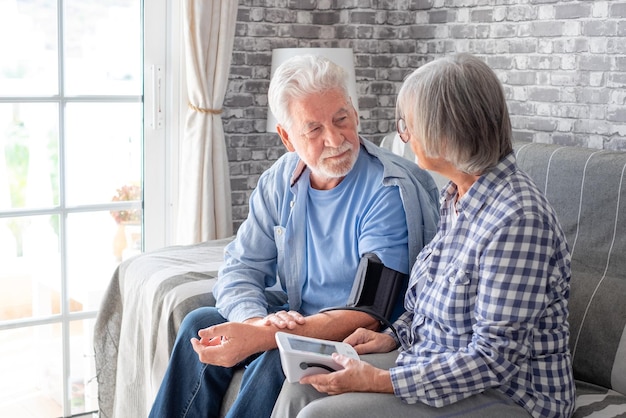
[
  {"left": 570, "top": 271, "right": 626, "bottom": 394},
  {"left": 575, "top": 381, "right": 626, "bottom": 416},
  {"left": 514, "top": 142, "right": 626, "bottom": 397}
]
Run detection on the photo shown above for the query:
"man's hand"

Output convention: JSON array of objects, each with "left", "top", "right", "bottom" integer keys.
[
  {"left": 190, "top": 322, "right": 273, "bottom": 367},
  {"left": 190, "top": 311, "right": 308, "bottom": 367},
  {"left": 343, "top": 328, "right": 397, "bottom": 355},
  {"left": 300, "top": 353, "right": 394, "bottom": 395}
]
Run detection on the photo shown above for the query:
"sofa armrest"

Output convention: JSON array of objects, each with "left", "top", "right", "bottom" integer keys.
[{"left": 94, "top": 237, "right": 233, "bottom": 418}]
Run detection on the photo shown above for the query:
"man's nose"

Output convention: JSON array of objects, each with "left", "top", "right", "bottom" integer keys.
[{"left": 323, "top": 126, "right": 345, "bottom": 148}]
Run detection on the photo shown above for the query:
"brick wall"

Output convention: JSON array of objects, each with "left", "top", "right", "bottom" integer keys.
[{"left": 223, "top": 0, "right": 626, "bottom": 230}]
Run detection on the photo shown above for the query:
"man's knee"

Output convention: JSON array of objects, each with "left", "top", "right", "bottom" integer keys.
[
  {"left": 177, "top": 307, "right": 226, "bottom": 340},
  {"left": 243, "top": 349, "right": 283, "bottom": 382}
]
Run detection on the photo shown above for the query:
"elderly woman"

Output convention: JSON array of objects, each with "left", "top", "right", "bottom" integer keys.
[{"left": 272, "top": 53, "right": 575, "bottom": 418}]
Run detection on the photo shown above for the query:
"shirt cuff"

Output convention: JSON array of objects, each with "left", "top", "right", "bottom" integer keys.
[
  {"left": 389, "top": 364, "right": 423, "bottom": 404},
  {"left": 382, "top": 327, "right": 400, "bottom": 345},
  {"left": 219, "top": 302, "right": 267, "bottom": 323}
]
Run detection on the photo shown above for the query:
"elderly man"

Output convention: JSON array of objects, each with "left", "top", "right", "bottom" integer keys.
[{"left": 148, "top": 54, "right": 439, "bottom": 418}]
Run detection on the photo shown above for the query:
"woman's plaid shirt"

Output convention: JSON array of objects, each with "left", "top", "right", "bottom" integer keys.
[{"left": 387, "top": 153, "right": 575, "bottom": 418}]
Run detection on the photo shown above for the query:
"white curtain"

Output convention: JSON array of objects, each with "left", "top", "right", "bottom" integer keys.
[{"left": 176, "top": 0, "right": 238, "bottom": 244}]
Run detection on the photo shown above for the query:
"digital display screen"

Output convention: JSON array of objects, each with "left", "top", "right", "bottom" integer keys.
[{"left": 288, "top": 337, "right": 336, "bottom": 356}]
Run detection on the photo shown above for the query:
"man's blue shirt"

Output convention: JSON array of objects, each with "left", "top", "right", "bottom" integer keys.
[
  {"left": 300, "top": 148, "right": 409, "bottom": 314},
  {"left": 213, "top": 138, "right": 439, "bottom": 323}
]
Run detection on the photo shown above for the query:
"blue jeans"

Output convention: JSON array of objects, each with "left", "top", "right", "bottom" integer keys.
[{"left": 149, "top": 307, "right": 286, "bottom": 418}]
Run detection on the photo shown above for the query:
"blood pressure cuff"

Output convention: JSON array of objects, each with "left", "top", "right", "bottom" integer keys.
[
  {"left": 321, "top": 253, "right": 408, "bottom": 325},
  {"left": 346, "top": 253, "right": 408, "bottom": 322}
]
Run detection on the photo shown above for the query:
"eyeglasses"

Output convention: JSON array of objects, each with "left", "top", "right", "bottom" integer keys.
[{"left": 396, "top": 118, "right": 410, "bottom": 143}]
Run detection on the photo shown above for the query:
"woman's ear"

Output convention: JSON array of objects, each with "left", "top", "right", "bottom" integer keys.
[{"left": 277, "top": 125, "right": 296, "bottom": 152}]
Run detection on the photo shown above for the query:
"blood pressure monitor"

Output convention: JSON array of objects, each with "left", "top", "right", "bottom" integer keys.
[{"left": 275, "top": 332, "right": 360, "bottom": 383}]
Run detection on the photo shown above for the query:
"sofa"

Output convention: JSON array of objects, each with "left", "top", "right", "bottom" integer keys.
[{"left": 94, "top": 134, "right": 626, "bottom": 417}]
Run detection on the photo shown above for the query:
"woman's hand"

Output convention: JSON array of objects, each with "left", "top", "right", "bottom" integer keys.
[
  {"left": 300, "top": 353, "right": 393, "bottom": 395},
  {"left": 343, "top": 327, "right": 397, "bottom": 355},
  {"left": 262, "top": 310, "right": 306, "bottom": 330}
]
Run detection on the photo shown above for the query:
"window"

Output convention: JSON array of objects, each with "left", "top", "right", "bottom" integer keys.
[{"left": 0, "top": 0, "right": 174, "bottom": 416}]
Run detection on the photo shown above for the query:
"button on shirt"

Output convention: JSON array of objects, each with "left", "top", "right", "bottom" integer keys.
[{"left": 387, "top": 153, "right": 575, "bottom": 418}]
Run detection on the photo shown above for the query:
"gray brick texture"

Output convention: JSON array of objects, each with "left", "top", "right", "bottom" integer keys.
[{"left": 224, "top": 0, "right": 626, "bottom": 230}]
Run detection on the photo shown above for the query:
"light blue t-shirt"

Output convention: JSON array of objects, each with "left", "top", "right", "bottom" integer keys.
[
  {"left": 214, "top": 138, "right": 439, "bottom": 323},
  {"left": 300, "top": 149, "right": 409, "bottom": 315}
]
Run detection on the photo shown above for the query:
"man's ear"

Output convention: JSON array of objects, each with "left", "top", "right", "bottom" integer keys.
[{"left": 277, "top": 125, "right": 296, "bottom": 152}]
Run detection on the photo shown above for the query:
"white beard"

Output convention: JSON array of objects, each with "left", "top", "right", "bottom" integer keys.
[{"left": 311, "top": 141, "right": 359, "bottom": 179}]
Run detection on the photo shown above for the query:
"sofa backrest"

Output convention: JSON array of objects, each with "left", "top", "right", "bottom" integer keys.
[
  {"left": 514, "top": 141, "right": 626, "bottom": 395},
  {"left": 381, "top": 134, "right": 626, "bottom": 396}
]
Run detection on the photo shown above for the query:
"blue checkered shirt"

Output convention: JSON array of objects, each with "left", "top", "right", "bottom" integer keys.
[{"left": 387, "top": 153, "right": 575, "bottom": 417}]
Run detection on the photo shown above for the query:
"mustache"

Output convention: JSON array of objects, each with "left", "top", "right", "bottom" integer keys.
[{"left": 320, "top": 141, "right": 353, "bottom": 159}]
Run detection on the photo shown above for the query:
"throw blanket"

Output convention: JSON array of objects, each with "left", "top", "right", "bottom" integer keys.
[{"left": 94, "top": 238, "right": 233, "bottom": 418}]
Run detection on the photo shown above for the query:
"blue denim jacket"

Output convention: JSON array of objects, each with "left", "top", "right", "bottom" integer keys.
[{"left": 214, "top": 137, "right": 439, "bottom": 323}]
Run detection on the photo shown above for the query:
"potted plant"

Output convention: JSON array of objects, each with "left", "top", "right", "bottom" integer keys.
[{"left": 111, "top": 183, "right": 142, "bottom": 261}]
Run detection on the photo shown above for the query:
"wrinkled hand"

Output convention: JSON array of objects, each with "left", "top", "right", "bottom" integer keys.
[
  {"left": 190, "top": 322, "right": 269, "bottom": 367},
  {"left": 263, "top": 310, "right": 306, "bottom": 330},
  {"left": 343, "top": 328, "right": 397, "bottom": 355},
  {"left": 300, "top": 353, "right": 393, "bottom": 395}
]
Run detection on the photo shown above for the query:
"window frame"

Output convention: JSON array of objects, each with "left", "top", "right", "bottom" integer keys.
[
  {"left": 144, "top": 0, "right": 183, "bottom": 251},
  {"left": 0, "top": 0, "right": 182, "bottom": 415}
]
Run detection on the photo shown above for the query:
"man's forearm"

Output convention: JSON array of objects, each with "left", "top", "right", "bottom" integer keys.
[
  {"left": 196, "top": 310, "right": 379, "bottom": 367},
  {"left": 251, "top": 309, "right": 379, "bottom": 353}
]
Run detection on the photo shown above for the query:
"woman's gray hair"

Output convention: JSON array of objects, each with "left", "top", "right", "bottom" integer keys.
[
  {"left": 268, "top": 54, "right": 352, "bottom": 132},
  {"left": 397, "top": 53, "right": 512, "bottom": 174}
]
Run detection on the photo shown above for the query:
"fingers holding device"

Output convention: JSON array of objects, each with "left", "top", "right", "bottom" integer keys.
[{"left": 275, "top": 332, "right": 359, "bottom": 383}]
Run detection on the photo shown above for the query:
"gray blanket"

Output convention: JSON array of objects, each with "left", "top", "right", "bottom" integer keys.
[{"left": 94, "top": 238, "right": 232, "bottom": 418}]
